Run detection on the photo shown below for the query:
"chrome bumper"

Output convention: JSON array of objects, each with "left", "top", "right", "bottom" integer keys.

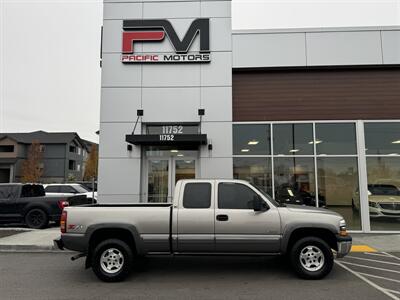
[{"left": 336, "top": 237, "right": 352, "bottom": 258}]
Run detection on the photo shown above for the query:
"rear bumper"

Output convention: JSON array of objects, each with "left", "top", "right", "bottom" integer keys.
[
  {"left": 55, "top": 233, "right": 87, "bottom": 253},
  {"left": 54, "top": 237, "right": 64, "bottom": 250},
  {"left": 336, "top": 235, "right": 352, "bottom": 258}
]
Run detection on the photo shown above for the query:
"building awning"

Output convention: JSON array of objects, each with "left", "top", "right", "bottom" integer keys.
[{"left": 126, "top": 134, "right": 207, "bottom": 146}]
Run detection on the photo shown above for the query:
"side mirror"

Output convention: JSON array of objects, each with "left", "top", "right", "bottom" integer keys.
[{"left": 253, "top": 196, "right": 268, "bottom": 212}]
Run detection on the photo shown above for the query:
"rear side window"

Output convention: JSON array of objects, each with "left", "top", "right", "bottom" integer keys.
[
  {"left": 60, "top": 186, "right": 76, "bottom": 193},
  {"left": 183, "top": 183, "right": 211, "bottom": 209},
  {"left": 21, "top": 185, "right": 45, "bottom": 197},
  {"left": 218, "top": 183, "right": 258, "bottom": 209},
  {"left": 45, "top": 186, "right": 59, "bottom": 193}
]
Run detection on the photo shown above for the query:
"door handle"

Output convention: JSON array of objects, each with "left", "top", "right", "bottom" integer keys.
[{"left": 216, "top": 214, "right": 229, "bottom": 221}]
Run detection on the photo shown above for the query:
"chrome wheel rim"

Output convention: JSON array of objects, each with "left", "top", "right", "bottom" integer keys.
[
  {"left": 100, "top": 248, "right": 124, "bottom": 274},
  {"left": 299, "top": 245, "right": 325, "bottom": 272}
]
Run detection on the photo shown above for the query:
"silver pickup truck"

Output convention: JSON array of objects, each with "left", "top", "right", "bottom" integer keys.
[{"left": 54, "top": 179, "right": 352, "bottom": 282}]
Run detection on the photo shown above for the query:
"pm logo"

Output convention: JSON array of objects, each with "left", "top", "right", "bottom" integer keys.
[{"left": 121, "top": 18, "right": 211, "bottom": 63}]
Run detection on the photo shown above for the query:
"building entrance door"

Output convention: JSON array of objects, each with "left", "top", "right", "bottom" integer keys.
[
  {"left": 0, "top": 168, "right": 11, "bottom": 183},
  {"left": 145, "top": 149, "right": 198, "bottom": 203}
]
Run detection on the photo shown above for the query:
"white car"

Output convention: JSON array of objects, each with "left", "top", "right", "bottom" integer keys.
[{"left": 44, "top": 183, "right": 97, "bottom": 201}]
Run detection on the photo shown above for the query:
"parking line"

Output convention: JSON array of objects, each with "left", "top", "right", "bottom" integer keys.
[
  {"left": 365, "top": 252, "right": 394, "bottom": 258},
  {"left": 335, "top": 261, "right": 399, "bottom": 300},
  {"left": 340, "top": 261, "right": 400, "bottom": 274},
  {"left": 383, "top": 252, "right": 400, "bottom": 262},
  {"left": 346, "top": 256, "right": 400, "bottom": 266},
  {"left": 357, "top": 272, "right": 400, "bottom": 284},
  {"left": 385, "top": 290, "right": 400, "bottom": 296},
  {"left": 351, "top": 245, "right": 377, "bottom": 252}
]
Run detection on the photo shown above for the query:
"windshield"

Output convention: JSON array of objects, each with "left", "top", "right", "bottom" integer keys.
[
  {"left": 250, "top": 183, "right": 280, "bottom": 207},
  {"left": 368, "top": 184, "right": 400, "bottom": 196}
]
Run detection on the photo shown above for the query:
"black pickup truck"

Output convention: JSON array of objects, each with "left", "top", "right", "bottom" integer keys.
[{"left": 0, "top": 183, "right": 90, "bottom": 229}]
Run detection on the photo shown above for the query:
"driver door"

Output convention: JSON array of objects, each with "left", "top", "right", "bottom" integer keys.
[{"left": 214, "top": 181, "right": 281, "bottom": 253}]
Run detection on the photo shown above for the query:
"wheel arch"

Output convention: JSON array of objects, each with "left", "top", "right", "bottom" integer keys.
[
  {"left": 85, "top": 223, "right": 144, "bottom": 269},
  {"left": 282, "top": 226, "right": 338, "bottom": 254}
]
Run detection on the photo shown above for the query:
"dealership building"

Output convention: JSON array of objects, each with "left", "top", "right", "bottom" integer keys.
[{"left": 98, "top": 0, "right": 400, "bottom": 233}]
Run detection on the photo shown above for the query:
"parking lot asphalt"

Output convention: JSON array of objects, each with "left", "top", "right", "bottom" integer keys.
[{"left": 0, "top": 252, "right": 398, "bottom": 300}]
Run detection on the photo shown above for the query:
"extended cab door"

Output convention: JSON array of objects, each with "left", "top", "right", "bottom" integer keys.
[
  {"left": 214, "top": 181, "right": 281, "bottom": 253},
  {"left": 176, "top": 180, "right": 215, "bottom": 252}
]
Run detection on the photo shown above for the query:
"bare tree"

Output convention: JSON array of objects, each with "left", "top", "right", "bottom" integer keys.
[
  {"left": 21, "top": 140, "right": 43, "bottom": 183},
  {"left": 83, "top": 144, "right": 98, "bottom": 181}
]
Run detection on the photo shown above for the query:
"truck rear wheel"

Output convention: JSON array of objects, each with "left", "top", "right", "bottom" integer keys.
[
  {"left": 25, "top": 208, "right": 49, "bottom": 229},
  {"left": 290, "top": 236, "right": 333, "bottom": 280},
  {"left": 91, "top": 239, "right": 133, "bottom": 282}
]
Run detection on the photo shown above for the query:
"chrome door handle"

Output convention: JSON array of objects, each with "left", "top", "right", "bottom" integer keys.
[{"left": 216, "top": 214, "right": 229, "bottom": 221}]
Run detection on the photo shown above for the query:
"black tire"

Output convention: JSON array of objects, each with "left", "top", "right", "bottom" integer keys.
[
  {"left": 25, "top": 208, "right": 49, "bottom": 229},
  {"left": 290, "top": 236, "right": 334, "bottom": 280},
  {"left": 91, "top": 239, "right": 133, "bottom": 282}
]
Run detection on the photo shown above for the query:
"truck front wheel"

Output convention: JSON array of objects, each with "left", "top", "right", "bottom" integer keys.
[
  {"left": 290, "top": 236, "right": 334, "bottom": 279},
  {"left": 91, "top": 239, "right": 133, "bottom": 282}
]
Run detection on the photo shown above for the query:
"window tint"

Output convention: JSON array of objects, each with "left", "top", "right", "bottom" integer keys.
[
  {"left": 60, "top": 186, "right": 76, "bottom": 193},
  {"left": 45, "top": 186, "right": 59, "bottom": 193},
  {"left": 21, "top": 185, "right": 45, "bottom": 198},
  {"left": 183, "top": 183, "right": 211, "bottom": 209},
  {"left": 218, "top": 183, "right": 259, "bottom": 209}
]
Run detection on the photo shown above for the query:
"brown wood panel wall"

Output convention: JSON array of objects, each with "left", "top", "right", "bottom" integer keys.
[{"left": 233, "top": 68, "right": 400, "bottom": 121}]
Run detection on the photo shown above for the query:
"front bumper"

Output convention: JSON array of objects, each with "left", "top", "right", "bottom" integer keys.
[{"left": 336, "top": 235, "right": 352, "bottom": 258}]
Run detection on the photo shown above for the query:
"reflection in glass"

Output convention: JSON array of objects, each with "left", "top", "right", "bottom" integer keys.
[
  {"left": 317, "top": 158, "right": 361, "bottom": 230},
  {"left": 365, "top": 123, "right": 400, "bottom": 155},
  {"left": 148, "top": 160, "right": 169, "bottom": 203},
  {"left": 233, "top": 124, "right": 270, "bottom": 155},
  {"left": 316, "top": 123, "right": 357, "bottom": 155},
  {"left": 274, "top": 158, "right": 318, "bottom": 206},
  {"left": 367, "top": 157, "right": 400, "bottom": 231},
  {"left": 233, "top": 158, "right": 272, "bottom": 195},
  {"left": 273, "top": 124, "right": 314, "bottom": 155},
  {"left": 175, "top": 160, "right": 195, "bottom": 184}
]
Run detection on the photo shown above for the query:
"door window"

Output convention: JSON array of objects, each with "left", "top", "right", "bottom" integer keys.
[
  {"left": 45, "top": 186, "right": 59, "bottom": 193},
  {"left": 183, "top": 183, "right": 211, "bottom": 209},
  {"left": 218, "top": 183, "right": 259, "bottom": 209},
  {"left": 0, "top": 186, "right": 11, "bottom": 199}
]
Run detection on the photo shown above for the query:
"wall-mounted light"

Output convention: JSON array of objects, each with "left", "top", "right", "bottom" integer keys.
[{"left": 198, "top": 109, "right": 205, "bottom": 116}]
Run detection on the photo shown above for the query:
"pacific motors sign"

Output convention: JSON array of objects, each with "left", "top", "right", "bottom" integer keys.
[{"left": 121, "top": 18, "right": 210, "bottom": 63}]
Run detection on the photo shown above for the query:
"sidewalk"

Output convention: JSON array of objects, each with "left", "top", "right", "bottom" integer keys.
[
  {"left": 0, "top": 227, "right": 61, "bottom": 251},
  {"left": 0, "top": 229, "right": 400, "bottom": 252}
]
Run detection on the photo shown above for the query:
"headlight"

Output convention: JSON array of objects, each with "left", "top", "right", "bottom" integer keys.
[
  {"left": 339, "top": 219, "right": 347, "bottom": 236},
  {"left": 369, "top": 201, "right": 378, "bottom": 208}
]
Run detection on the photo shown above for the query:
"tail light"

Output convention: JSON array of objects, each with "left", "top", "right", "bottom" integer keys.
[
  {"left": 58, "top": 200, "right": 69, "bottom": 210},
  {"left": 60, "top": 210, "right": 67, "bottom": 233}
]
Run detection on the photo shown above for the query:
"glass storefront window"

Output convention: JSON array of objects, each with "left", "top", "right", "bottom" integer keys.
[
  {"left": 273, "top": 124, "right": 314, "bottom": 155},
  {"left": 317, "top": 157, "right": 361, "bottom": 230},
  {"left": 233, "top": 157, "right": 272, "bottom": 195},
  {"left": 233, "top": 124, "right": 270, "bottom": 155},
  {"left": 316, "top": 123, "right": 357, "bottom": 155},
  {"left": 365, "top": 123, "right": 400, "bottom": 155},
  {"left": 274, "top": 157, "right": 317, "bottom": 206},
  {"left": 367, "top": 157, "right": 400, "bottom": 231}
]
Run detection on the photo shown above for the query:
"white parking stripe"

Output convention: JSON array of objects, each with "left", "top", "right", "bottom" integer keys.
[
  {"left": 365, "top": 252, "right": 393, "bottom": 258},
  {"left": 358, "top": 272, "right": 400, "bottom": 284},
  {"left": 385, "top": 289, "right": 400, "bottom": 296},
  {"left": 346, "top": 256, "right": 400, "bottom": 266},
  {"left": 340, "top": 261, "right": 400, "bottom": 274},
  {"left": 335, "top": 261, "right": 399, "bottom": 300},
  {"left": 383, "top": 252, "right": 400, "bottom": 262}
]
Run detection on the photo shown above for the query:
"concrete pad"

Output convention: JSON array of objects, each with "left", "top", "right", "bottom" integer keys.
[{"left": 0, "top": 227, "right": 60, "bottom": 251}]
